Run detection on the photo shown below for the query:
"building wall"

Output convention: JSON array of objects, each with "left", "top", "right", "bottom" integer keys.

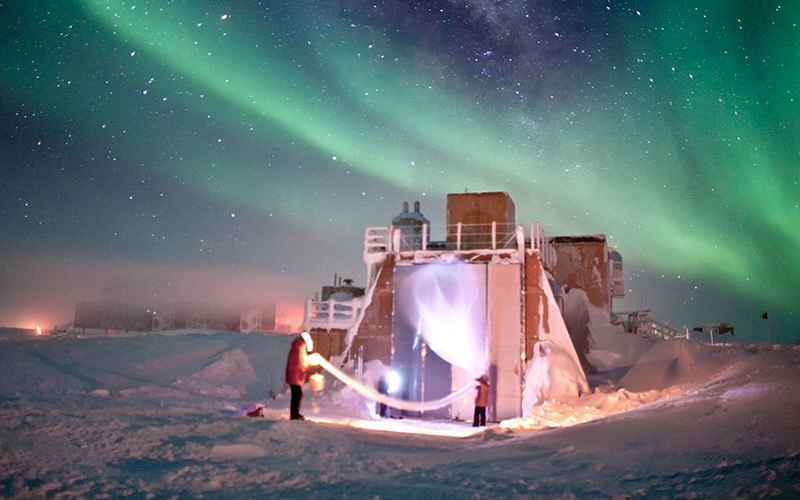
[
  {"left": 446, "top": 191, "right": 516, "bottom": 248},
  {"left": 487, "top": 263, "right": 523, "bottom": 421},
  {"left": 446, "top": 191, "right": 516, "bottom": 226},
  {"left": 74, "top": 302, "right": 154, "bottom": 332},
  {"left": 308, "top": 330, "right": 347, "bottom": 362},
  {"left": 76, "top": 301, "right": 304, "bottom": 334},
  {"left": 550, "top": 235, "right": 610, "bottom": 312},
  {"left": 342, "top": 254, "right": 395, "bottom": 365},
  {"left": 524, "top": 251, "right": 547, "bottom": 361}
]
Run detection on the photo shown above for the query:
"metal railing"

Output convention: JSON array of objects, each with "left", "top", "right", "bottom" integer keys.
[
  {"left": 303, "top": 297, "right": 364, "bottom": 332},
  {"left": 363, "top": 221, "right": 556, "bottom": 285},
  {"left": 530, "top": 221, "right": 555, "bottom": 270},
  {"left": 364, "top": 222, "right": 556, "bottom": 254},
  {"left": 644, "top": 320, "right": 682, "bottom": 340},
  {"left": 613, "top": 311, "right": 684, "bottom": 341}
]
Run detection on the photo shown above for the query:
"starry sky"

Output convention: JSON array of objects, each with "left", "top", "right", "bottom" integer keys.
[{"left": 1, "top": 0, "right": 798, "bottom": 341}]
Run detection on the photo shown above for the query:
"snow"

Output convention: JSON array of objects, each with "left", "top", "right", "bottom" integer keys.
[
  {"left": 522, "top": 339, "right": 588, "bottom": 410},
  {"left": 522, "top": 269, "right": 591, "bottom": 411},
  {"left": 1, "top": 323, "right": 799, "bottom": 499}
]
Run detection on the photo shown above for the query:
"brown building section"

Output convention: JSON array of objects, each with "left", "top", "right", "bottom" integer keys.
[
  {"left": 446, "top": 191, "right": 516, "bottom": 249},
  {"left": 307, "top": 330, "right": 348, "bottom": 363},
  {"left": 524, "top": 250, "right": 548, "bottom": 362},
  {"left": 550, "top": 235, "right": 611, "bottom": 312},
  {"left": 333, "top": 254, "right": 396, "bottom": 366}
]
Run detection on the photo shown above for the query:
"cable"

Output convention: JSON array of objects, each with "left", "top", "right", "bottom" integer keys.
[{"left": 308, "top": 353, "right": 477, "bottom": 412}]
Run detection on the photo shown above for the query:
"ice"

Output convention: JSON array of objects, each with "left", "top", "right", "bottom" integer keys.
[{"left": 0, "top": 326, "right": 799, "bottom": 498}]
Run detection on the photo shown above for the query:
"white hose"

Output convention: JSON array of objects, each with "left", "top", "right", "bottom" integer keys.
[{"left": 308, "top": 353, "right": 477, "bottom": 412}]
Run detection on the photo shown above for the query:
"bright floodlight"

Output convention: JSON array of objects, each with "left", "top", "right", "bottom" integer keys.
[
  {"left": 301, "top": 331, "right": 314, "bottom": 352},
  {"left": 386, "top": 371, "right": 401, "bottom": 394}
]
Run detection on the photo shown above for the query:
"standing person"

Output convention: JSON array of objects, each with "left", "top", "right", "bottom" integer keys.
[
  {"left": 376, "top": 376, "right": 389, "bottom": 418},
  {"left": 285, "top": 331, "right": 313, "bottom": 420},
  {"left": 473, "top": 375, "right": 489, "bottom": 427}
]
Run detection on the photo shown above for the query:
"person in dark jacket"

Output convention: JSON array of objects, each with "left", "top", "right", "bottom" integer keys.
[
  {"left": 285, "top": 332, "right": 313, "bottom": 420},
  {"left": 473, "top": 375, "right": 489, "bottom": 427},
  {"left": 376, "top": 376, "right": 389, "bottom": 418}
]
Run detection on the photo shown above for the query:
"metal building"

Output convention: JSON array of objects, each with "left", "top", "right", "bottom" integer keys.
[{"left": 305, "top": 191, "right": 623, "bottom": 422}]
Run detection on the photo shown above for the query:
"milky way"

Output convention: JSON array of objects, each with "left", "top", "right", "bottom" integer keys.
[{"left": 1, "top": 0, "right": 798, "bottom": 339}]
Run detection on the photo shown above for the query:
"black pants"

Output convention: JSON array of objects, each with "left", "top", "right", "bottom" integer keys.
[
  {"left": 473, "top": 406, "right": 486, "bottom": 427},
  {"left": 377, "top": 384, "right": 388, "bottom": 417},
  {"left": 290, "top": 384, "right": 303, "bottom": 419}
]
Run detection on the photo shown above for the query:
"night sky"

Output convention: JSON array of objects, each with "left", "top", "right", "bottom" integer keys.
[{"left": 2, "top": 1, "right": 798, "bottom": 341}]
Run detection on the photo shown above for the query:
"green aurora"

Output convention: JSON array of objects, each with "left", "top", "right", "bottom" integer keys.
[{"left": 1, "top": 0, "right": 798, "bottom": 339}]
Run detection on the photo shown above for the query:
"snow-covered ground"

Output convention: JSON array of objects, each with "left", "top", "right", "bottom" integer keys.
[{"left": 1, "top": 321, "right": 799, "bottom": 499}]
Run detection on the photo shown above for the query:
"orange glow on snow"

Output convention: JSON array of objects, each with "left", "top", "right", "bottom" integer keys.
[{"left": 304, "top": 416, "right": 486, "bottom": 437}]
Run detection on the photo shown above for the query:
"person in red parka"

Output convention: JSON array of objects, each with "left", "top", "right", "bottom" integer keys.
[
  {"left": 285, "top": 332, "right": 313, "bottom": 420},
  {"left": 473, "top": 374, "right": 489, "bottom": 427}
]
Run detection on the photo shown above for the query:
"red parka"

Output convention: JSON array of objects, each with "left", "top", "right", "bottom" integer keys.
[
  {"left": 285, "top": 336, "right": 309, "bottom": 386},
  {"left": 475, "top": 378, "right": 489, "bottom": 407}
]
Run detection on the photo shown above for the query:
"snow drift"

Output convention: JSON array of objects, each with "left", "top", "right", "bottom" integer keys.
[{"left": 1, "top": 322, "right": 799, "bottom": 499}]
